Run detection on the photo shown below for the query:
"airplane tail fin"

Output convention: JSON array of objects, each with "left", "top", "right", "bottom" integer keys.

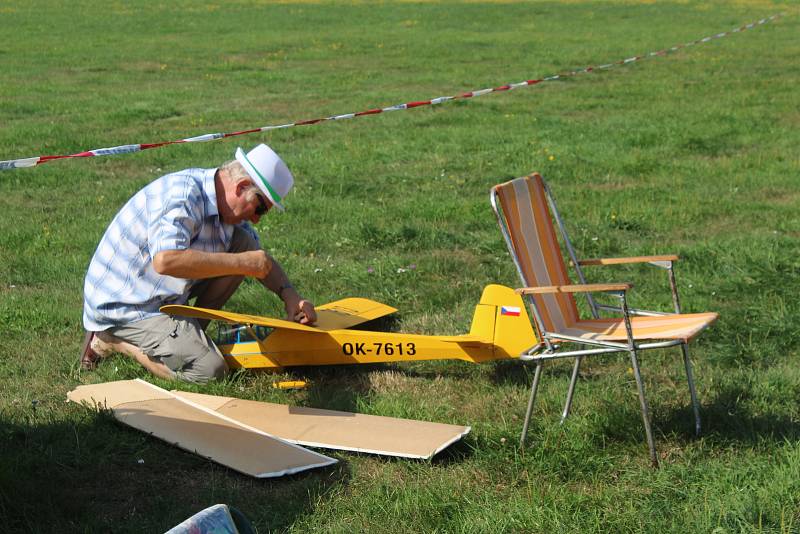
[{"left": 469, "top": 285, "right": 539, "bottom": 358}]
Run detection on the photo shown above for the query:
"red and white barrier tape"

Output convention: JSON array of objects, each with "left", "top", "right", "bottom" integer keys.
[{"left": 0, "top": 14, "right": 782, "bottom": 172}]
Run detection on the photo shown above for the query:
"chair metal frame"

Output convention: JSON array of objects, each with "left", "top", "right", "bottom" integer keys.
[{"left": 490, "top": 173, "right": 711, "bottom": 466}]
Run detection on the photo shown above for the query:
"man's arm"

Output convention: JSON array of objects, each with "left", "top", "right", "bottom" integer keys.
[
  {"left": 153, "top": 249, "right": 272, "bottom": 279},
  {"left": 153, "top": 248, "right": 315, "bottom": 324},
  {"left": 259, "top": 257, "right": 317, "bottom": 325}
]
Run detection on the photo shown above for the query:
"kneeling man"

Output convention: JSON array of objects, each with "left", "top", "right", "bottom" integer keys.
[{"left": 81, "top": 144, "right": 316, "bottom": 383}]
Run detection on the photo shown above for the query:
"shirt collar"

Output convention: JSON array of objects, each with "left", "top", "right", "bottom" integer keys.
[{"left": 201, "top": 168, "right": 220, "bottom": 218}]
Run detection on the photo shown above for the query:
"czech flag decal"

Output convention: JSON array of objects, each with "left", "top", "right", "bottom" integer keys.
[{"left": 500, "top": 306, "right": 521, "bottom": 317}]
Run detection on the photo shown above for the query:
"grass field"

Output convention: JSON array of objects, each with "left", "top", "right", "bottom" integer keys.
[{"left": 1, "top": 1, "right": 799, "bottom": 532}]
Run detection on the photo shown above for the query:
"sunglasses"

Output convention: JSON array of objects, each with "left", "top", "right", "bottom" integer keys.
[{"left": 255, "top": 194, "right": 270, "bottom": 216}]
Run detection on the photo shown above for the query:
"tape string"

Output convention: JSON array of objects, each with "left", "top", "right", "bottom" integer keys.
[{"left": 0, "top": 14, "right": 781, "bottom": 172}]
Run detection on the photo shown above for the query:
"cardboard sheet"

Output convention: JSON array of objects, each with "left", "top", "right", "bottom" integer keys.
[
  {"left": 67, "top": 379, "right": 336, "bottom": 478},
  {"left": 174, "top": 391, "right": 471, "bottom": 459}
]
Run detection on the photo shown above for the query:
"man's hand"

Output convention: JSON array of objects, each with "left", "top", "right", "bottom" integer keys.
[
  {"left": 241, "top": 250, "right": 272, "bottom": 279},
  {"left": 284, "top": 295, "right": 317, "bottom": 325}
]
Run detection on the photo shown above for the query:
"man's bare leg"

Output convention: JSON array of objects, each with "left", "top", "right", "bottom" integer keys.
[{"left": 95, "top": 331, "right": 175, "bottom": 380}]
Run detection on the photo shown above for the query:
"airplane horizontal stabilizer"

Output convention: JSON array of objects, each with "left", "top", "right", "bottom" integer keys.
[{"left": 435, "top": 335, "right": 492, "bottom": 344}]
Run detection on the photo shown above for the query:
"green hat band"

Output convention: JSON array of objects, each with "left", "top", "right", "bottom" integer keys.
[{"left": 241, "top": 151, "right": 282, "bottom": 204}]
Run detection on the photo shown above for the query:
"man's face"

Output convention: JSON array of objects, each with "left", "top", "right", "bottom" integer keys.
[
  {"left": 254, "top": 194, "right": 270, "bottom": 217},
  {"left": 228, "top": 182, "right": 272, "bottom": 224}
]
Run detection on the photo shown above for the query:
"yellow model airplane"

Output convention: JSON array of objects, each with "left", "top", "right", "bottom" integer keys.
[{"left": 162, "top": 284, "right": 539, "bottom": 369}]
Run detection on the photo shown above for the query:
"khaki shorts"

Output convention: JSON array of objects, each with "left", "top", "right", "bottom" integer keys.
[{"left": 108, "top": 315, "right": 228, "bottom": 384}]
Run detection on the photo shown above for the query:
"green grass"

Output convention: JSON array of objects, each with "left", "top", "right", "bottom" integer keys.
[{"left": 1, "top": 1, "right": 799, "bottom": 532}]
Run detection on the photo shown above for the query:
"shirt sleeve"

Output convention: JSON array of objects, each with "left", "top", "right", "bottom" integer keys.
[{"left": 147, "top": 182, "right": 203, "bottom": 257}]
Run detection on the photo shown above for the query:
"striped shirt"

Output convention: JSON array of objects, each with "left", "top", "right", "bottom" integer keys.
[{"left": 83, "top": 167, "right": 260, "bottom": 331}]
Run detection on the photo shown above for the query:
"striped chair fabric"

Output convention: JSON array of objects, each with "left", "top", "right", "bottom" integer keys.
[{"left": 492, "top": 173, "right": 717, "bottom": 341}]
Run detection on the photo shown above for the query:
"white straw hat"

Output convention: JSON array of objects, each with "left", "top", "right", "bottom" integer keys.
[{"left": 234, "top": 144, "right": 294, "bottom": 211}]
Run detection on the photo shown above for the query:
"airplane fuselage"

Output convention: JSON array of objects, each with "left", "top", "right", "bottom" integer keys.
[{"left": 220, "top": 329, "right": 503, "bottom": 369}]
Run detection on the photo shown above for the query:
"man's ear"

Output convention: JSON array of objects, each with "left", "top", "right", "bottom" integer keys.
[{"left": 235, "top": 179, "right": 249, "bottom": 197}]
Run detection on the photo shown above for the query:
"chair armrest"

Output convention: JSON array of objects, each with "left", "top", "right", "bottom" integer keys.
[
  {"left": 516, "top": 283, "right": 632, "bottom": 295},
  {"left": 577, "top": 254, "right": 679, "bottom": 266}
]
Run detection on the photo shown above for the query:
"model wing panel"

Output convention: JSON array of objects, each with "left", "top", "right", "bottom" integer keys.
[{"left": 160, "top": 305, "right": 323, "bottom": 333}]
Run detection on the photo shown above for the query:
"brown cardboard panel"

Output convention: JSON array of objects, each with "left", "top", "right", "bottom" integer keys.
[
  {"left": 174, "top": 391, "right": 471, "bottom": 459},
  {"left": 68, "top": 380, "right": 336, "bottom": 478},
  {"left": 68, "top": 379, "right": 173, "bottom": 407}
]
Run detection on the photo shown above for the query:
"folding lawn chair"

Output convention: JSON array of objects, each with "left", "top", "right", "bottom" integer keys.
[{"left": 490, "top": 172, "right": 718, "bottom": 466}]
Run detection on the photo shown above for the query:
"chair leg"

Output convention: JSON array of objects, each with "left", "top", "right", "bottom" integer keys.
[
  {"left": 520, "top": 361, "right": 544, "bottom": 448},
  {"left": 629, "top": 348, "right": 659, "bottom": 467},
  {"left": 681, "top": 342, "right": 702, "bottom": 437},
  {"left": 560, "top": 356, "right": 582, "bottom": 424}
]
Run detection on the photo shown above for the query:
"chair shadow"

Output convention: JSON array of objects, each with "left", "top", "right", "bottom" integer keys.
[
  {"left": 659, "top": 383, "right": 800, "bottom": 444},
  {"left": 487, "top": 359, "right": 800, "bottom": 451},
  {"left": 548, "top": 381, "right": 800, "bottom": 450}
]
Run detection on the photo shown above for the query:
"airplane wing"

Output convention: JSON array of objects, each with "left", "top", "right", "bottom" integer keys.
[
  {"left": 314, "top": 297, "right": 397, "bottom": 330},
  {"left": 161, "top": 305, "right": 323, "bottom": 332},
  {"left": 161, "top": 297, "right": 396, "bottom": 333}
]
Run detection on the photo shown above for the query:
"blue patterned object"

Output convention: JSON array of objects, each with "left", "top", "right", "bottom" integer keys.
[{"left": 165, "top": 504, "right": 247, "bottom": 534}]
